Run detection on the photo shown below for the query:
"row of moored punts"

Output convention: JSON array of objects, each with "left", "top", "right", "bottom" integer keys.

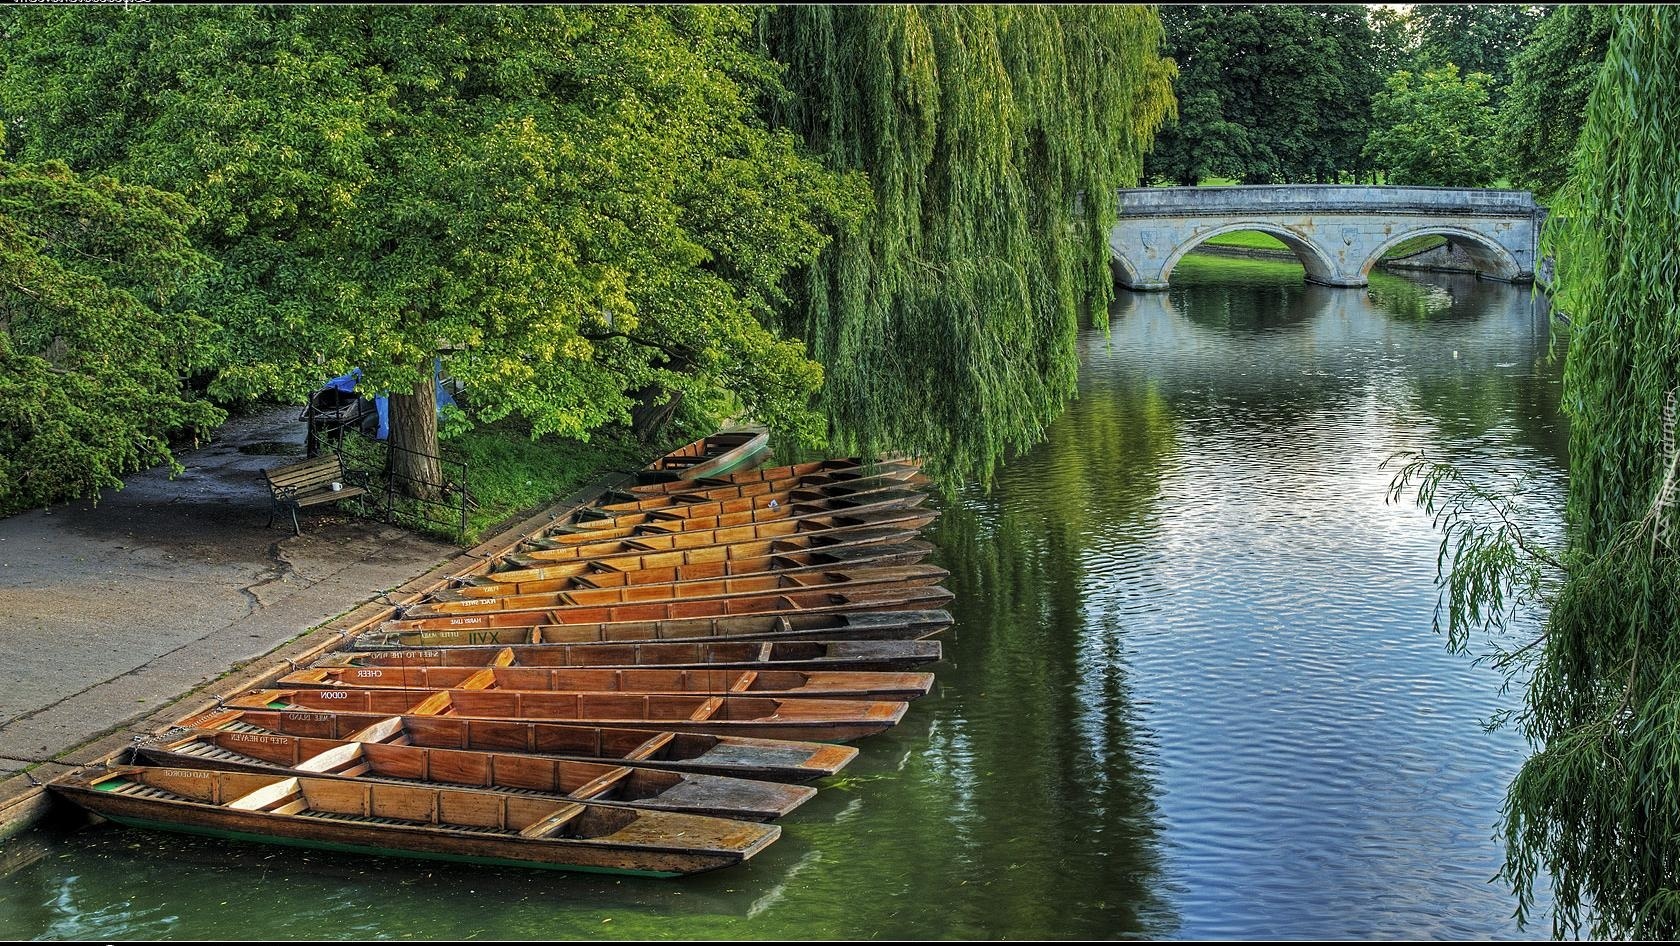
[{"left": 52, "top": 431, "right": 953, "bottom": 877}]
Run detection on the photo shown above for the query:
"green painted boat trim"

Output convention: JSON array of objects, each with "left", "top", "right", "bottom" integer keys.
[
  {"left": 98, "top": 814, "right": 684, "bottom": 878},
  {"left": 703, "top": 442, "right": 771, "bottom": 479}
]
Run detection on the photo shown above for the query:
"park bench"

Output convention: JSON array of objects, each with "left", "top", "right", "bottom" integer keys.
[{"left": 262, "top": 453, "right": 370, "bottom": 536}]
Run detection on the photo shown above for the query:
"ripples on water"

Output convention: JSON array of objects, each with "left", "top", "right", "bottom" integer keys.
[{"left": 0, "top": 254, "right": 1565, "bottom": 939}]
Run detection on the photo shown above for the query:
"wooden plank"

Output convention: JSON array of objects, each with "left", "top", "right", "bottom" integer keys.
[
  {"left": 345, "top": 716, "right": 407, "bottom": 743},
  {"left": 225, "top": 777, "right": 301, "bottom": 812},
  {"left": 408, "top": 692, "right": 455, "bottom": 716},
  {"left": 519, "top": 802, "right": 586, "bottom": 838},
  {"left": 294, "top": 742, "right": 365, "bottom": 773},
  {"left": 457, "top": 669, "right": 497, "bottom": 690}
]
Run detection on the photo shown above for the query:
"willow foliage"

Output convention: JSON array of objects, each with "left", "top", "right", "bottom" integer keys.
[
  {"left": 1394, "top": 8, "right": 1680, "bottom": 937},
  {"left": 759, "top": 6, "right": 1176, "bottom": 487},
  {"left": 1502, "top": 8, "right": 1680, "bottom": 937}
]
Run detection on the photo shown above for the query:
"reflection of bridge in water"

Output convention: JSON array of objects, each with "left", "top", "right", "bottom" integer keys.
[{"left": 1109, "top": 185, "right": 1544, "bottom": 290}]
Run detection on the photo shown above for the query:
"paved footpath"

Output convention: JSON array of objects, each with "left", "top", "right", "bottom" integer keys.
[{"left": 0, "top": 405, "right": 455, "bottom": 777}]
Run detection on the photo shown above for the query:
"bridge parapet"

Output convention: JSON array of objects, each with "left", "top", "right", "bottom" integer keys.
[
  {"left": 1110, "top": 185, "right": 1544, "bottom": 290},
  {"left": 1117, "top": 185, "right": 1541, "bottom": 217}
]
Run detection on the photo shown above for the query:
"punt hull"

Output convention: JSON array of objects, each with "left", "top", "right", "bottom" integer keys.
[
  {"left": 627, "top": 458, "right": 920, "bottom": 495},
  {"left": 134, "top": 734, "right": 814, "bottom": 822},
  {"left": 316, "top": 639, "right": 944, "bottom": 673},
  {"left": 350, "top": 610, "right": 954, "bottom": 650},
  {"left": 57, "top": 780, "right": 767, "bottom": 877},
  {"left": 231, "top": 690, "right": 910, "bottom": 743},
  {"left": 638, "top": 431, "right": 770, "bottom": 484},
  {"left": 379, "top": 586, "right": 957, "bottom": 634},
  {"left": 276, "top": 666, "right": 937, "bottom": 701},
  {"left": 405, "top": 564, "right": 950, "bottom": 620},
  {"left": 454, "top": 539, "right": 934, "bottom": 597},
  {"left": 172, "top": 709, "right": 859, "bottom": 783}
]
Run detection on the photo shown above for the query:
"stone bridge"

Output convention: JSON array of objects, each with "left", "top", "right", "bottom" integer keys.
[{"left": 1109, "top": 185, "right": 1544, "bottom": 290}]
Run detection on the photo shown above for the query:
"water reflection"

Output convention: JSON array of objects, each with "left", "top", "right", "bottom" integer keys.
[
  {"left": 0, "top": 254, "right": 1563, "bottom": 939},
  {"left": 932, "top": 254, "right": 1565, "bottom": 938}
]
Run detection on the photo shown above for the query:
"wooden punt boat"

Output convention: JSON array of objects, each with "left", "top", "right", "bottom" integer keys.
[
  {"left": 404, "top": 564, "right": 950, "bottom": 620},
  {"left": 380, "top": 585, "right": 957, "bottom": 633},
  {"left": 627, "top": 457, "right": 920, "bottom": 495},
  {"left": 174, "top": 709, "right": 859, "bottom": 782},
  {"left": 318, "top": 640, "right": 943, "bottom": 674},
  {"left": 275, "top": 666, "right": 936, "bottom": 701},
  {"left": 481, "top": 528, "right": 927, "bottom": 588},
  {"left": 588, "top": 470, "right": 927, "bottom": 518},
  {"left": 135, "top": 727, "right": 814, "bottom": 822},
  {"left": 638, "top": 431, "right": 770, "bottom": 484},
  {"left": 598, "top": 465, "right": 928, "bottom": 509},
  {"left": 54, "top": 765, "right": 778, "bottom": 877},
  {"left": 351, "top": 609, "right": 953, "bottom": 650},
  {"left": 533, "top": 489, "right": 929, "bottom": 542},
  {"left": 500, "top": 517, "right": 936, "bottom": 573},
  {"left": 446, "top": 542, "right": 934, "bottom": 603},
  {"left": 512, "top": 508, "right": 941, "bottom": 566},
  {"left": 230, "top": 689, "right": 909, "bottom": 742}
]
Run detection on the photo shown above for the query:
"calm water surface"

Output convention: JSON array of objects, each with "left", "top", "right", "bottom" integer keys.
[{"left": 0, "top": 255, "right": 1566, "bottom": 939}]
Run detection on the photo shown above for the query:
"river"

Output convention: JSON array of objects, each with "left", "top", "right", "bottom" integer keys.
[{"left": 0, "top": 253, "right": 1565, "bottom": 939}]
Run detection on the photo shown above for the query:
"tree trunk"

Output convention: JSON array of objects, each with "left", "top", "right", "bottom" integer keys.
[
  {"left": 387, "top": 374, "right": 442, "bottom": 501},
  {"left": 630, "top": 385, "right": 685, "bottom": 442}
]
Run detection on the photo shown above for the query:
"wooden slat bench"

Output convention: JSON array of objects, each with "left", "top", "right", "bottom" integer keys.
[{"left": 262, "top": 453, "right": 370, "bottom": 536}]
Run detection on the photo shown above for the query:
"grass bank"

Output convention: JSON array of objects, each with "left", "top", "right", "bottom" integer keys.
[
  {"left": 337, "top": 413, "right": 714, "bottom": 546},
  {"left": 1197, "top": 230, "right": 1448, "bottom": 257}
]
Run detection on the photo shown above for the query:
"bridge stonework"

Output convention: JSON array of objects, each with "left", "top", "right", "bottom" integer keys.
[{"left": 1109, "top": 185, "right": 1543, "bottom": 290}]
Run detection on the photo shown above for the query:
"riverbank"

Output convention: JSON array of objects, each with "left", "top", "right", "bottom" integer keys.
[{"left": 0, "top": 407, "right": 684, "bottom": 839}]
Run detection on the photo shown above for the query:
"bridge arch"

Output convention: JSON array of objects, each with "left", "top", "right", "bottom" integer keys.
[
  {"left": 1160, "top": 222, "right": 1342, "bottom": 287},
  {"left": 1108, "top": 185, "right": 1543, "bottom": 291},
  {"left": 1360, "top": 226, "right": 1526, "bottom": 282},
  {"left": 1108, "top": 251, "right": 1143, "bottom": 290}
]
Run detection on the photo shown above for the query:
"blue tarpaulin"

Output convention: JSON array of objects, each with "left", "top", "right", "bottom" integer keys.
[{"left": 322, "top": 359, "right": 457, "bottom": 441}]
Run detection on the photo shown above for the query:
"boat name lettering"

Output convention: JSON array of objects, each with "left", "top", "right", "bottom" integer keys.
[
  {"left": 319, "top": 691, "right": 350, "bottom": 699},
  {"left": 228, "top": 733, "right": 289, "bottom": 744},
  {"left": 162, "top": 769, "right": 211, "bottom": 778},
  {"left": 282, "top": 712, "right": 332, "bottom": 722},
  {"left": 356, "top": 669, "right": 383, "bottom": 678}
]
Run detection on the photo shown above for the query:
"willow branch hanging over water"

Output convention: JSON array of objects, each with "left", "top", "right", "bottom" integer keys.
[
  {"left": 1502, "top": 8, "right": 1680, "bottom": 937},
  {"left": 758, "top": 6, "right": 1176, "bottom": 488},
  {"left": 1395, "top": 8, "right": 1680, "bottom": 938}
]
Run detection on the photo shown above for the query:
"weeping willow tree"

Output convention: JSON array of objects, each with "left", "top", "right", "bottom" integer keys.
[
  {"left": 1391, "top": 7, "right": 1680, "bottom": 937},
  {"left": 758, "top": 6, "right": 1176, "bottom": 487}
]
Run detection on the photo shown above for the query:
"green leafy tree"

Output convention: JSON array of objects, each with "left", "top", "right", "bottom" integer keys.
[
  {"left": 1, "top": 7, "right": 850, "bottom": 493},
  {"left": 759, "top": 6, "right": 1176, "bottom": 487},
  {"left": 1144, "top": 5, "right": 1384, "bottom": 185},
  {"left": 1498, "top": 4, "right": 1616, "bottom": 199},
  {"left": 1362, "top": 65, "right": 1499, "bottom": 186},
  {"left": 1411, "top": 3, "right": 1546, "bottom": 99},
  {"left": 0, "top": 149, "right": 222, "bottom": 514},
  {"left": 1368, "top": 5, "right": 1417, "bottom": 79}
]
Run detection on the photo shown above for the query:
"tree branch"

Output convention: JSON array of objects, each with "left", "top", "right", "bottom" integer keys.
[{"left": 581, "top": 330, "right": 690, "bottom": 363}]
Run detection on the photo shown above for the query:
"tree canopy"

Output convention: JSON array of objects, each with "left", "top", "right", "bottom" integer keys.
[
  {"left": 0, "top": 149, "right": 222, "bottom": 515},
  {"left": 1411, "top": 3, "right": 1545, "bottom": 99},
  {"left": 759, "top": 6, "right": 1177, "bottom": 487},
  {"left": 1362, "top": 65, "right": 1499, "bottom": 187},
  {"left": 1144, "top": 5, "right": 1382, "bottom": 185},
  {"left": 1, "top": 6, "right": 852, "bottom": 491},
  {"left": 1498, "top": 4, "right": 1617, "bottom": 200}
]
